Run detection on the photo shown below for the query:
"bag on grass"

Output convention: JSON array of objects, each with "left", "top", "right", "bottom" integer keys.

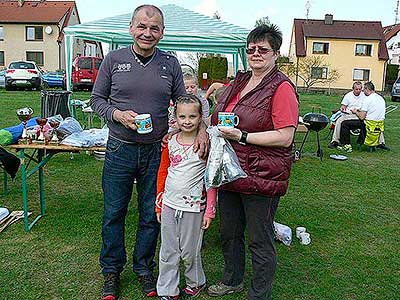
[{"left": 204, "top": 126, "right": 247, "bottom": 190}]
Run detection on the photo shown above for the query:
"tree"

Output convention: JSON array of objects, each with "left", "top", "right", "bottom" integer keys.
[
  {"left": 213, "top": 11, "right": 221, "bottom": 20},
  {"left": 255, "top": 17, "right": 271, "bottom": 27},
  {"left": 287, "top": 56, "right": 340, "bottom": 92}
]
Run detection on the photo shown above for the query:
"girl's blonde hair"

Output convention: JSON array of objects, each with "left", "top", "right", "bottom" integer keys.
[{"left": 174, "top": 95, "right": 203, "bottom": 116}]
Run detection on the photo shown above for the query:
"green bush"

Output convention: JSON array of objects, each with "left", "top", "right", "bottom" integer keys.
[{"left": 198, "top": 56, "right": 228, "bottom": 82}]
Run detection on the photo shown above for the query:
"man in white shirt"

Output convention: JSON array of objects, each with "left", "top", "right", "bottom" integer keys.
[
  {"left": 339, "top": 82, "right": 388, "bottom": 152},
  {"left": 328, "top": 81, "right": 364, "bottom": 148}
]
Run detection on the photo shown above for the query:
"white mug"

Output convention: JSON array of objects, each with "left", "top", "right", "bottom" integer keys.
[
  {"left": 135, "top": 114, "right": 153, "bottom": 134},
  {"left": 299, "top": 232, "right": 311, "bottom": 245},
  {"left": 296, "top": 226, "right": 306, "bottom": 239},
  {"left": 218, "top": 112, "right": 240, "bottom": 128}
]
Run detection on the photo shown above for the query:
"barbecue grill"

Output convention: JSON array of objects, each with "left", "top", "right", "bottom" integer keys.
[{"left": 297, "top": 112, "right": 329, "bottom": 161}]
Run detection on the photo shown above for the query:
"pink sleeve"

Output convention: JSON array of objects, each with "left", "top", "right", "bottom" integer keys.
[
  {"left": 271, "top": 82, "right": 299, "bottom": 129},
  {"left": 204, "top": 188, "right": 217, "bottom": 219}
]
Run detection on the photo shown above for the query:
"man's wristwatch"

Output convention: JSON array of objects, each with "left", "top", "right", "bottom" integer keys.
[{"left": 239, "top": 131, "right": 248, "bottom": 145}]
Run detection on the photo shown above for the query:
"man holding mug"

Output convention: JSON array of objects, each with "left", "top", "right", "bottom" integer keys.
[{"left": 90, "top": 5, "right": 207, "bottom": 300}]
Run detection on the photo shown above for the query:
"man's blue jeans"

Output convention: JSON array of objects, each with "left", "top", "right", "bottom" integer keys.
[{"left": 100, "top": 136, "right": 161, "bottom": 276}]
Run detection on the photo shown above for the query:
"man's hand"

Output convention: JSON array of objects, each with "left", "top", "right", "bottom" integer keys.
[
  {"left": 156, "top": 212, "right": 161, "bottom": 223},
  {"left": 193, "top": 122, "right": 209, "bottom": 159},
  {"left": 202, "top": 216, "right": 213, "bottom": 229},
  {"left": 113, "top": 109, "right": 138, "bottom": 131},
  {"left": 161, "top": 129, "right": 180, "bottom": 148}
]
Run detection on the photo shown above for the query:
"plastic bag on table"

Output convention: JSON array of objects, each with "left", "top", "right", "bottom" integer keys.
[
  {"left": 57, "top": 117, "right": 83, "bottom": 140},
  {"left": 61, "top": 128, "right": 109, "bottom": 148},
  {"left": 204, "top": 126, "right": 247, "bottom": 190}
]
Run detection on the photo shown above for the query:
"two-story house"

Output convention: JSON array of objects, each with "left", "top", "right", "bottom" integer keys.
[
  {"left": 0, "top": 0, "right": 102, "bottom": 71},
  {"left": 288, "top": 14, "right": 388, "bottom": 92}
]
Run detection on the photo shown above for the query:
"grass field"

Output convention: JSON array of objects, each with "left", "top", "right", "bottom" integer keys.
[{"left": 0, "top": 89, "right": 399, "bottom": 300}]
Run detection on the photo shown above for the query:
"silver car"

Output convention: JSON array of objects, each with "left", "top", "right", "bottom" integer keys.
[
  {"left": 5, "top": 61, "right": 42, "bottom": 90},
  {"left": 0, "top": 69, "right": 5, "bottom": 88}
]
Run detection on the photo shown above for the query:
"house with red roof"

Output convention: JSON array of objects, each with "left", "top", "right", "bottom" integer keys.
[
  {"left": 383, "top": 24, "right": 400, "bottom": 65},
  {"left": 288, "top": 14, "right": 388, "bottom": 92},
  {"left": 0, "top": 0, "right": 102, "bottom": 71}
]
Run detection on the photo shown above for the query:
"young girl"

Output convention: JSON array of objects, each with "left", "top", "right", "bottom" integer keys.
[{"left": 155, "top": 95, "right": 216, "bottom": 300}]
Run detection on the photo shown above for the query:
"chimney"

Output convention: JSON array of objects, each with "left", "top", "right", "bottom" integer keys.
[
  {"left": 17, "top": 0, "right": 25, "bottom": 7},
  {"left": 324, "top": 14, "right": 333, "bottom": 25}
]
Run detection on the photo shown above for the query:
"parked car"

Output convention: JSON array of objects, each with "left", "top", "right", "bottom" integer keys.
[
  {"left": 391, "top": 77, "right": 400, "bottom": 102},
  {"left": 0, "top": 69, "right": 5, "bottom": 88},
  {"left": 42, "top": 70, "right": 65, "bottom": 89},
  {"left": 5, "top": 61, "right": 42, "bottom": 90},
  {"left": 71, "top": 56, "right": 102, "bottom": 90}
]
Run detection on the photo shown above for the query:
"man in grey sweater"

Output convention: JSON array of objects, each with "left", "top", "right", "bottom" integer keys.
[{"left": 90, "top": 5, "right": 207, "bottom": 300}]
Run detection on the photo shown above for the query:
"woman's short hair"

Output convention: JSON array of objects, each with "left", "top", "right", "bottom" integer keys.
[{"left": 247, "top": 24, "right": 282, "bottom": 52}]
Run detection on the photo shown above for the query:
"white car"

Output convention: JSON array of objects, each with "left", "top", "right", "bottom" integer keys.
[{"left": 5, "top": 61, "right": 42, "bottom": 90}]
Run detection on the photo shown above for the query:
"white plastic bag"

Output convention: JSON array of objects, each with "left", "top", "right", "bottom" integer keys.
[
  {"left": 204, "top": 126, "right": 247, "bottom": 190},
  {"left": 61, "top": 128, "right": 108, "bottom": 147},
  {"left": 273, "top": 221, "right": 292, "bottom": 246}
]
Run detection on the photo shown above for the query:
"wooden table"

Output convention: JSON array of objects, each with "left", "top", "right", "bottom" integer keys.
[{"left": 9, "top": 142, "right": 105, "bottom": 231}]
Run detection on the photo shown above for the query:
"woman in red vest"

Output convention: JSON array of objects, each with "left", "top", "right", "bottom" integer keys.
[{"left": 207, "top": 24, "right": 299, "bottom": 300}]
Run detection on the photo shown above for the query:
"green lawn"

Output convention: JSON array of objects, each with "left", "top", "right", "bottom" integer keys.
[{"left": 0, "top": 89, "right": 399, "bottom": 300}]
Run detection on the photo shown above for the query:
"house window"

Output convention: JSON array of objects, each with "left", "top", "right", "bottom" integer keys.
[
  {"left": 0, "top": 51, "right": 4, "bottom": 66},
  {"left": 355, "top": 44, "right": 372, "bottom": 56},
  {"left": 26, "top": 51, "right": 44, "bottom": 66},
  {"left": 353, "top": 69, "right": 370, "bottom": 81},
  {"left": 26, "top": 26, "right": 43, "bottom": 41},
  {"left": 0, "top": 26, "right": 4, "bottom": 41},
  {"left": 311, "top": 67, "right": 328, "bottom": 79},
  {"left": 312, "top": 42, "right": 329, "bottom": 54}
]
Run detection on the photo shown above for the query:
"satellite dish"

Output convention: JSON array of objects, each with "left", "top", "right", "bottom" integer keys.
[{"left": 45, "top": 26, "right": 53, "bottom": 34}]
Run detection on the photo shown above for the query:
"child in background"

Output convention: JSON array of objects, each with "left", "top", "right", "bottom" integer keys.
[
  {"left": 155, "top": 95, "right": 216, "bottom": 300},
  {"left": 183, "top": 73, "right": 210, "bottom": 119}
]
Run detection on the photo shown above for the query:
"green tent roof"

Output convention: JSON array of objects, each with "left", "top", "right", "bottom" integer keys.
[
  {"left": 64, "top": 4, "right": 249, "bottom": 53},
  {"left": 63, "top": 4, "right": 249, "bottom": 90}
]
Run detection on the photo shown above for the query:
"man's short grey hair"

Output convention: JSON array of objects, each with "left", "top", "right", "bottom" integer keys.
[
  {"left": 132, "top": 5, "right": 164, "bottom": 26},
  {"left": 364, "top": 81, "right": 375, "bottom": 91},
  {"left": 352, "top": 81, "right": 362, "bottom": 89}
]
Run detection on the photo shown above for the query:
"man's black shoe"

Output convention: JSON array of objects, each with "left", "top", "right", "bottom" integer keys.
[
  {"left": 328, "top": 141, "right": 339, "bottom": 149},
  {"left": 102, "top": 273, "right": 120, "bottom": 300},
  {"left": 138, "top": 274, "right": 157, "bottom": 297},
  {"left": 377, "top": 143, "right": 390, "bottom": 151}
]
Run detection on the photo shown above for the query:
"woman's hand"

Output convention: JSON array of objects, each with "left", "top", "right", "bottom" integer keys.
[{"left": 218, "top": 127, "right": 242, "bottom": 142}]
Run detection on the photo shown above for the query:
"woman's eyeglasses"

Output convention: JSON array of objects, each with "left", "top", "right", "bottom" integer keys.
[{"left": 245, "top": 46, "right": 274, "bottom": 55}]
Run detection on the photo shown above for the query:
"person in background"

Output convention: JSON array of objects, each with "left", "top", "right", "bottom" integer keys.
[
  {"left": 339, "top": 81, "right": 389, "bottom": 152},
  {"left": 183, "top": 73, "right": 210, "bottom": 118},
  {"left": 90, "top": 5, "right": 207, "bottom": 300},
  {"left": 207, "top": 24, "right": 298, "bottom": 300},
  {"left": 328, "top": 81, "right": 365, "bottom": 149},
  {"left": 155, "top": 95, "right": 216, "bottom": 300}
]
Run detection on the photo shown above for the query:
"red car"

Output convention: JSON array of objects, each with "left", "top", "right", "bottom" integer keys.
[{"left": 70, "top": 56, "right": 102, "bottom": 90}]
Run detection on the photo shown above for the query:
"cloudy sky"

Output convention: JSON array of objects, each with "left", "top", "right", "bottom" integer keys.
[{"left": 74, "top": 0, "right": 395, "bottom": 55}]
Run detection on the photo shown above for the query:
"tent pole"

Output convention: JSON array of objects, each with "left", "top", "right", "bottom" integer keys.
[{"left": 64, "top": 34, "right": 74, "bottom": 92}]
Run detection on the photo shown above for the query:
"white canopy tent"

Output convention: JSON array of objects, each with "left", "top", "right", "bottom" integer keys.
[{"left": 63, "top": 4, "right": 250, "bottom": 91}]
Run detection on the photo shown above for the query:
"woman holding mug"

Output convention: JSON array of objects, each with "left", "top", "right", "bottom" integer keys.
[{"left": 208, "top": 24, "right": 299, "bottom": 300}]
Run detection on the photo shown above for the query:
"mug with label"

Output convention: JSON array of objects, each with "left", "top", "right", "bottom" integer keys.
[
  {"left": 135, "top": 114, "right": 153, "bottom": 134},
  {"left": 218, "top": 112, "right": 240, "bottom": 128}
]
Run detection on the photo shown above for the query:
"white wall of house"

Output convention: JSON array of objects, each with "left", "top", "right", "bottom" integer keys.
[{"left": 386, "top": 32, "right": 400, "bottom": 65}]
